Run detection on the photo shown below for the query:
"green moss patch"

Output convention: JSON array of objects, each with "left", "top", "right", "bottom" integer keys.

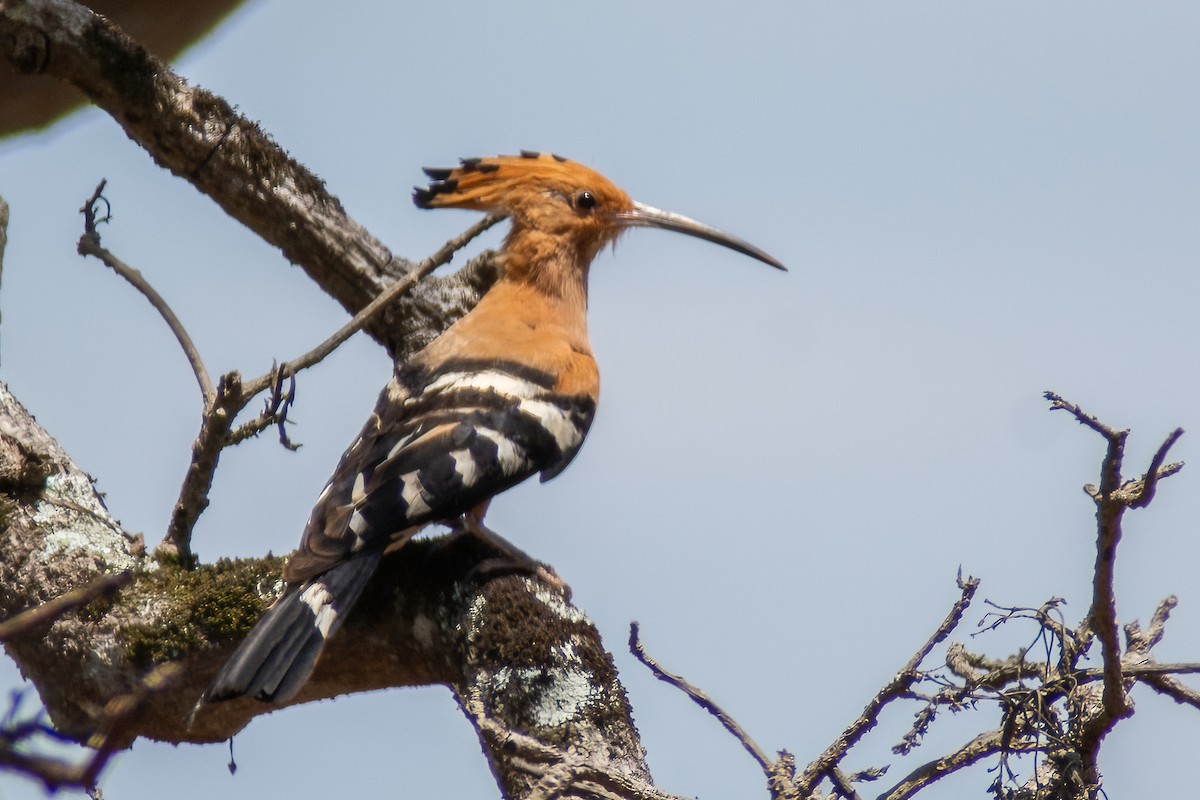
[{"left": 120, "top": 555, "right": 286, "bottom": 667}]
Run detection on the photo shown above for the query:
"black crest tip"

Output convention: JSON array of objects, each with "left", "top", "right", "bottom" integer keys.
[
  {"left": 422, "top": 167, "right": 454, "bottom": 180},
  {"left": 412, "top": 187, "right": 435, "bottom": 208},
  {"left": 519, "top": 149, "right": 540, "bottom": 159}
]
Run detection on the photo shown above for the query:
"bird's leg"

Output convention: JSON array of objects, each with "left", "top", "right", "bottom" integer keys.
[{"left": 454, "top": 501, "right": 568, "bottom": 596}]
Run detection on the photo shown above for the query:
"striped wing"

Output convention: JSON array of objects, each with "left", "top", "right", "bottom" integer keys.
[{"left": 283, "top": 360, "right": 595, "bottom": 582}]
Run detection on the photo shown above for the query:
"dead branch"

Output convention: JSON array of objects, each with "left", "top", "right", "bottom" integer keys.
[
  {"left": 877, "top": 729, "right": 1040, "bottom": 800},
  {"left": 629, "top": 621, "right": 773, "bottom": 774},
  {"left": 162, "top": 371, "right": 245, "bottom": 564},
  {"left": 796, "top": 574, "right": 979, "bottom": 797},
  {"left": 0, "top": 663, "right": 181, "bottom": 792},
  {"left": 77, "top": 180, "right": 215, "bottom": 403},
  {"left": 1140, "top": 674, "right": 1200, "bottom": 710},
  {"left": 0, "top": 0, "right": 500, "bottom": 362},
  {"left": 1046, "top": 390, "right": 1186, "bottom": 772},
  {"left": 238, "top": 211, "right": 507, "bottom": 400},
  {"left": 0, "top": 571, "right": 132, "bottom": 642},
  {"left": 225, "top": 364, "right": 299, "bottom": 449},
  {"left": 618, "top": 394, "right": 1196, "bottom": 800}
]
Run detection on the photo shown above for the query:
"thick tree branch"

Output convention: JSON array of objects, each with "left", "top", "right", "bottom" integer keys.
[
  {"left": 0, "top": 0, "right": 501, "bottom": 362},
  {"left": 0, "top": 380, "right": 655, "bottom": 797},
  {"left": 0, "top": 6, "right": 661, "bottom": 797}
]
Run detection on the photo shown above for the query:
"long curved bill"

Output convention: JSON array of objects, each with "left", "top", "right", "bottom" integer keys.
[{"left": 613, "top": 201, "right": 786, "bottom": 271}]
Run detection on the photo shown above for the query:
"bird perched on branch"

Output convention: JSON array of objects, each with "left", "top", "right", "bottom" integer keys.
[{"left": 204, "top": 151, "right": 784, "bottom": 704}]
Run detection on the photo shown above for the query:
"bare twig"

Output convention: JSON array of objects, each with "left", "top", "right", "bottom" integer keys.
[
  {"left": 1143, "top": 595, "right": 1177, "bottom": 647},
  {"left": 1141, "top": 674, "right": 1200, "bottom": 710},
  {"left": 1125, "top": 596, "right": 1178, "bottom": 652},
  {"left": 226, "top": 364, "right": 299, "bottom": 449},
  {"left": 1086, "top": 662, "right": 1200, "bottom": 679},
  {"left": 796, "top": 574, "right": 979, "bottom": 796},
  {"left": 0, "top": 571, "right": 132, "bottom": 642},
  {"left": 240, "top": 211, "right": 505, "bottom": 398},
  {"left": 828, "top": 765, "right": 863, "bottom": 800},
  {"left": 0, "top": 662, "right": 181, "bottom": 792},
  {"left": 1048, "top": 392, "right": 1130, "bottom": 729},
  {"left": 878, "top": 728, "right": 1039, "bottom": 800},
  {"left": 629, "top": 622, "right": 772, "bottom": 774},
  {"left": 78, "top": 181, "right": 215, "bottom": 403},
  {"left": 1043, "top": 391, "right": 1124, "bottom": 441}
]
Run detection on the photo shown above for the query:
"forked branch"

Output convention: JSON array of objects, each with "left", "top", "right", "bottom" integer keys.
[
  {"left": 73, "top": 184, "right": 503, "bottom": 565},
  {"left": 626, "top": 394, "right": 1193, "bottom": 800}
]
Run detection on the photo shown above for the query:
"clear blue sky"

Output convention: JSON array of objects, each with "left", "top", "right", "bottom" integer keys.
[{"left": 2, "top": 1, "right": 1199, "bottom": 797}]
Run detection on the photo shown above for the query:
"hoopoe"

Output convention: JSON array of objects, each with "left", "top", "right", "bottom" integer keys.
[{"left": 204, "top": 152, "right": 784, "bottom": 704}]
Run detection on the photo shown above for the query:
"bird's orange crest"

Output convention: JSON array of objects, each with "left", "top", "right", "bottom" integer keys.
[{"left": 413, "top": 151, "right": 634, "bottom": 223}]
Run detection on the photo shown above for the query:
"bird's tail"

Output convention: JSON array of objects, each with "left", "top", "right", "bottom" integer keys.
[{"left": 203, "top": 551, "right": 382, "bottom": 704}]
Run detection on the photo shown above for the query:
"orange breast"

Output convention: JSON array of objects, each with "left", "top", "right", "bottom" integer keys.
[{"left": 414, "top": 280, "right": 600, "bottom": 401}]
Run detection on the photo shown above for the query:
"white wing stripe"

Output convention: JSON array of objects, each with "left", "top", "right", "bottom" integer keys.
[
  {"left": 401, "top": 471, "right": 431, "bottom": 517},
  {"left": 449, "top": 448, "right": 480, "bottom": 487},
  {"left": 477, "top": 428, "right": 527, "bottom": 476},
  {"left": 299, "top": 582, "right": 338, "bottom": 638},
  {"left": 424, "top": 370, "right": 544, "bottom": 400},
  {"left": 518, "top": 398, "right": 584, "bottom": 453}
]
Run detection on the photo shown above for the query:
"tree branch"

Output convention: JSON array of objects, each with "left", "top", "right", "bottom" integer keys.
[
  {"left": 239, "top": 210, "right": 506, "bottom": 399},
  {"left": 878, "top": 728, "right": 1039, "bottom": 800},
  {"left": 629, "top": 622, "right": 772, "bottom": 774},
  {"left": 0, "top": 0, "right": 501, "bottom": 362},
  {"left": 0, "top": 571, "right": 132, "bottom": 642},
  {"left": 156, "top": 209, "right": 501, "bottom": 563},
  {"left": 796, "top": 574, "right": 979, "bottom": 797},
  {"left": 1045, "top": 391, "right": 1186, "bottom": 786},
  {"left": 77, "top": 179, "right": 215, "bottom": 403},
  {"left": 0, "top": 379, "right": 656, "bottom": 798}
]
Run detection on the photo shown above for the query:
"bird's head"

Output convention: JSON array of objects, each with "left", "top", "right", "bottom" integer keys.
[{"left": 414, "top": 152, "right": 785, "bottom": 279}]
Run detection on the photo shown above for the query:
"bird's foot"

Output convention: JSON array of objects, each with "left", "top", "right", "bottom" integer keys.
[
  {"left": 469, "top": 556, "right": 570, "bottom": 599},
  {"left": 447, "top": 514, "right": 570, "bottom": 599}
]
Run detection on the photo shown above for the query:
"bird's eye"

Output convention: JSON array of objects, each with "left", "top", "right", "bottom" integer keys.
[{"left": 574, "top": 190, "right": 597, "bottom": 212}]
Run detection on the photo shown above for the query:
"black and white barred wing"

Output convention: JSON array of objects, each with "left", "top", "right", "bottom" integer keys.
[
  {"left": 204, "top": 362, "right": 595, "bottom": 703},
  {"left": 286, "top": 362, "right": 596, "bottom": 582}
]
